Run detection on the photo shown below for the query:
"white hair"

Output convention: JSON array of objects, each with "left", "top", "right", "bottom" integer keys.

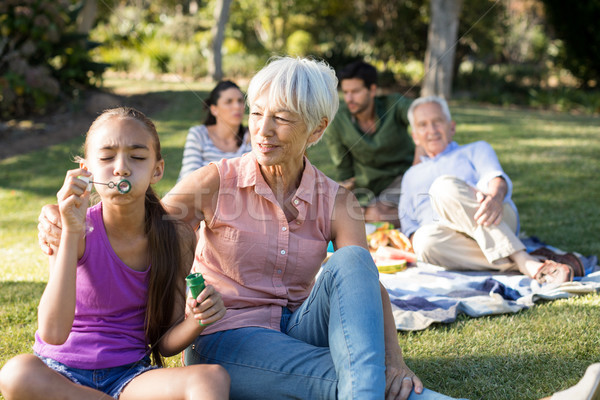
[
  {"left": 407, "top": 96, "right": 452, "bottom": 129},
  {"left": 247, "top": 56, "right": 339, "bottom": 144}
]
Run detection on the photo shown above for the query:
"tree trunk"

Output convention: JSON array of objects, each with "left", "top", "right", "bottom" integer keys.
[
  {"left": 76, "top": 0, "right": 98, "bottom": 34},
  {"left": 208, "top": 0, "right": 234, "bottom": 82},
  {"left": 421, "top": 0, "right": 463, "bottom": 99}
]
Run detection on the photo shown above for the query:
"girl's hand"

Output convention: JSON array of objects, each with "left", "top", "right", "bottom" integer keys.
[
  {"left": 57, "top": 169, "right": 91, "bottom": 234},
  {"left": 186, "top": 285, "right": 226, "bottom": 326}
]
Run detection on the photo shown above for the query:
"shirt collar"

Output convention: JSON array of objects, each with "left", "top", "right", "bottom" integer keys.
[
  {"left": 350, "top": 97, "right": 382, "bottom": 133},
  {"left": 237, "top": 152, "right": 315, "bottom": 205},
  {"left": 420, "top": 141, "right": 459, "bottom": 163}
]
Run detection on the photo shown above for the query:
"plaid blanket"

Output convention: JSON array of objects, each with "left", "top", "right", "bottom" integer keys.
[{"left": 379, "top": 238, "right": 600, "bottom": 331}]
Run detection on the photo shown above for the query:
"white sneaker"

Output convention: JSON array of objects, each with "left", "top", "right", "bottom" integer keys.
[{"left": 551, "top": 363, "right": 600, "bottom": 400}]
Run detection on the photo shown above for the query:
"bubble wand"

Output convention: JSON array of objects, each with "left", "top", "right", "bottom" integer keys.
[{"left": 78, "top": 176, "right": 132, "bottom": 194}]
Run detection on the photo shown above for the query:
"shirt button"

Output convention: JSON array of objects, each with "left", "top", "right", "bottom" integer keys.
[
  {"left": 293, "top": 199, "right": 299, "bottom": 205},
  {"left": 282, "top": 227, "right": 287, "bottom": 231},
  {"left": 296, "top": 221, "right": 302, "bottom": 225},
  {"left": 277, "top": 269, "right": 282, "bottom": 274},
  {"left": 280, "top": 249, "right": 286, "bottom": 255}
]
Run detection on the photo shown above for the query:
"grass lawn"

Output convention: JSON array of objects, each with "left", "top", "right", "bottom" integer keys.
[{"left": 1, "top": 79, "right": 599, "bottom": 399}]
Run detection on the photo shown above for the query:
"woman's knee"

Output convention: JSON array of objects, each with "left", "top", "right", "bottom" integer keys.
[{"left": 325, "top": 245, "right": 378, "bottom": 277}]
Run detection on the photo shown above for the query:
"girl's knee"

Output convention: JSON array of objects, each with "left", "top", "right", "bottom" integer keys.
[
  {"left": 0, "top": 354, "right": 41, "bottom": 397},
  {"left": 205, "top": 364, "right": 230, "bottom": 387},
  {"left": 186, "top": 364, "right": 230, "bottom": 398}
]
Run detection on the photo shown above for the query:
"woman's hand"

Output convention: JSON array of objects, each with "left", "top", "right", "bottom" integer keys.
[
  {"left": 186, "top": 284, "right": 226, "bottom": 326},
  {"left": 384, "top": 350, "right": 424, "bottom": 400},
  {"left": 57, "top": 169, "right": 90, "bottom": 234},
  {"left": 38, "top": 204, "right": 63, "bottom": 256}
]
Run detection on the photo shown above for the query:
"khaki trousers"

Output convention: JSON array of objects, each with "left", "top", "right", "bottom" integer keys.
[{"left": 412, "top": 175, "right": 525, "bottom": 272}]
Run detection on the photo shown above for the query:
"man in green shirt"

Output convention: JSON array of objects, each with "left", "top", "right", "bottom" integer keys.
[{"left": 324, "top": 60, "right": 418, "bottom": 227}]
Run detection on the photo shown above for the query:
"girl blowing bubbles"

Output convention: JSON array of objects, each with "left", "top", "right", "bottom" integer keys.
[{"left": 0, "top": 108, "right": 229, "bottom": 400}]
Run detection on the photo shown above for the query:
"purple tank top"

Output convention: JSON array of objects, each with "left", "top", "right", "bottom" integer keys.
[{"left": 34, "top": 203, "right": 151, "bottom": 369}]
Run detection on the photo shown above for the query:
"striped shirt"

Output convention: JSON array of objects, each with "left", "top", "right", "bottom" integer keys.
[{"left": 177, "top": 124, "right": 252, "bottom": 181}]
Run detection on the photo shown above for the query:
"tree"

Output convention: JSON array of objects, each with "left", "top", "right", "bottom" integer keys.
[
  {"left": 541, "top": 0, "right": 600, "bottom": 87},
  {"left": 76, "top": 0, "right": 98, "bottom": 34},
  {"left": 0, "top": 0, "right": 107, "bottom": 117},
  {"left": 208, "top": 0, "right": 233, "bottom": 82},
  {"left": 421, "top": 0, "right": 463, "bottom": 98},
  {"left": 227, "top": 0, "right": 430, "bottom": 74}
]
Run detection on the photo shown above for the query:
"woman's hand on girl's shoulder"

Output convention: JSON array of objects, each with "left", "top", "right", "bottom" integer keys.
[
  {"left": 186, "top": 284, "right": 226, "bottom": 327},
  {"left": 57, "top": 168, "right": 91, "bottom": 234},
  {"left": 38, "top": 204, "right": 62, "bottom": 255}
]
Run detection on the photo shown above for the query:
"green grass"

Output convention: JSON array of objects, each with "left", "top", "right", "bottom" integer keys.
[{"left": 1, "top": 80, "right": 599, "bottom": 399}]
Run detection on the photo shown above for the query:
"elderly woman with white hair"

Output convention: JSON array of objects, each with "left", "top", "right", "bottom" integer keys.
[
  {"left": 167, "top": 57, "right": 460, "bottom": 400},
  {"left": 37, "top": 57, "right": 458, "bottom": 400}
]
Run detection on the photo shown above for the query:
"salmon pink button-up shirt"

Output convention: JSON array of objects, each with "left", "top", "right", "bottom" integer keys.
[{"left": 193, "top": 153, "right": 339, "bottom": 334}]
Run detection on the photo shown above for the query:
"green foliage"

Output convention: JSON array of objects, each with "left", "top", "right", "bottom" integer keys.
[
  {"left": 0, "top": 0, "right": 108, "bottom": 118},
  {"left": 286, "top": 30, "right": 315, "bottom": 57},
  {"left": 91, "top": 7, "right": 239, "bottom": 78},
  {"left": 450, "top": 1, "right": 600, "bottom": 113},
  {"left": 529, "top": 87, "right": 600, "bottom": 114},
  {"left": 454, "top": 60, "right": 600, "bottom": 113},
  {"left": 83, "top": 0, "right": 599, "bottom": 113},
  {"left": 455, "top": 0, "right": 507, "bottom": 65},
  {"left": 541, "top": 0, "right": 600, "bottom": 87},
  {"left": 455, "top": 62, "right": 536, "bottom": 105}
]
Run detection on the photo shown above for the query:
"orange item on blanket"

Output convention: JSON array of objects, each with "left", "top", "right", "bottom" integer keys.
[
  {"left": 387, "top": 229, "right": 413, "bottom": 252},
  {"left": 366, "top": 226, "right": 413, "bottom": 252},
  {"left": 366, "top": 224, "right": 416, "bottom": 269},
  {"left": 374, "top": 245, "right": 417, "bottom": 264}
]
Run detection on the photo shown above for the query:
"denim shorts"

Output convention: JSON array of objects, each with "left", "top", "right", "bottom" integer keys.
[{"left": 36, "top": 353, "right": 157, "bottom": 398}]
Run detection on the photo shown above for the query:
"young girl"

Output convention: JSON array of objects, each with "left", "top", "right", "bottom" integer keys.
[{"left": 0, "top": 107, "right": 229, "bottom": 400}]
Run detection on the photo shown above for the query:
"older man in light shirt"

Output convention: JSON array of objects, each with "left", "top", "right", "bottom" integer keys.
[{"left": 399, "top": 96, "right": 583, "bottom": 285}]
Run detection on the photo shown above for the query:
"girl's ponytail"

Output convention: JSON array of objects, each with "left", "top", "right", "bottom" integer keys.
[{"left": 144, "top": 187, "right": 192, "bottom": 367}]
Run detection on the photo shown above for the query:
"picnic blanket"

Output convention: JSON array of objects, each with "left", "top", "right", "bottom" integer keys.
[{"left": 379, "top": 238, "right": 600, "bottom": 331}]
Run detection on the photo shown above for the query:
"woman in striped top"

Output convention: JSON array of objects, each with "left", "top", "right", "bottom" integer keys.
[{"left": 177, "top": 81, "right": 252, "bottom": 181}]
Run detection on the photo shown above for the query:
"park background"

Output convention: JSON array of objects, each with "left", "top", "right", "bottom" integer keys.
[{"left": 1, "top": 0, "right": 600, "bottom": 399}]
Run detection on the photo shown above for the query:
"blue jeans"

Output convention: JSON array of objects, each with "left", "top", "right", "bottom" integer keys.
[
  {"left": 36, "top": 354, "right": 157, "bottom": 398},
  {"left": 185, "top": 245, "right": 458, "bottom": 400}
]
